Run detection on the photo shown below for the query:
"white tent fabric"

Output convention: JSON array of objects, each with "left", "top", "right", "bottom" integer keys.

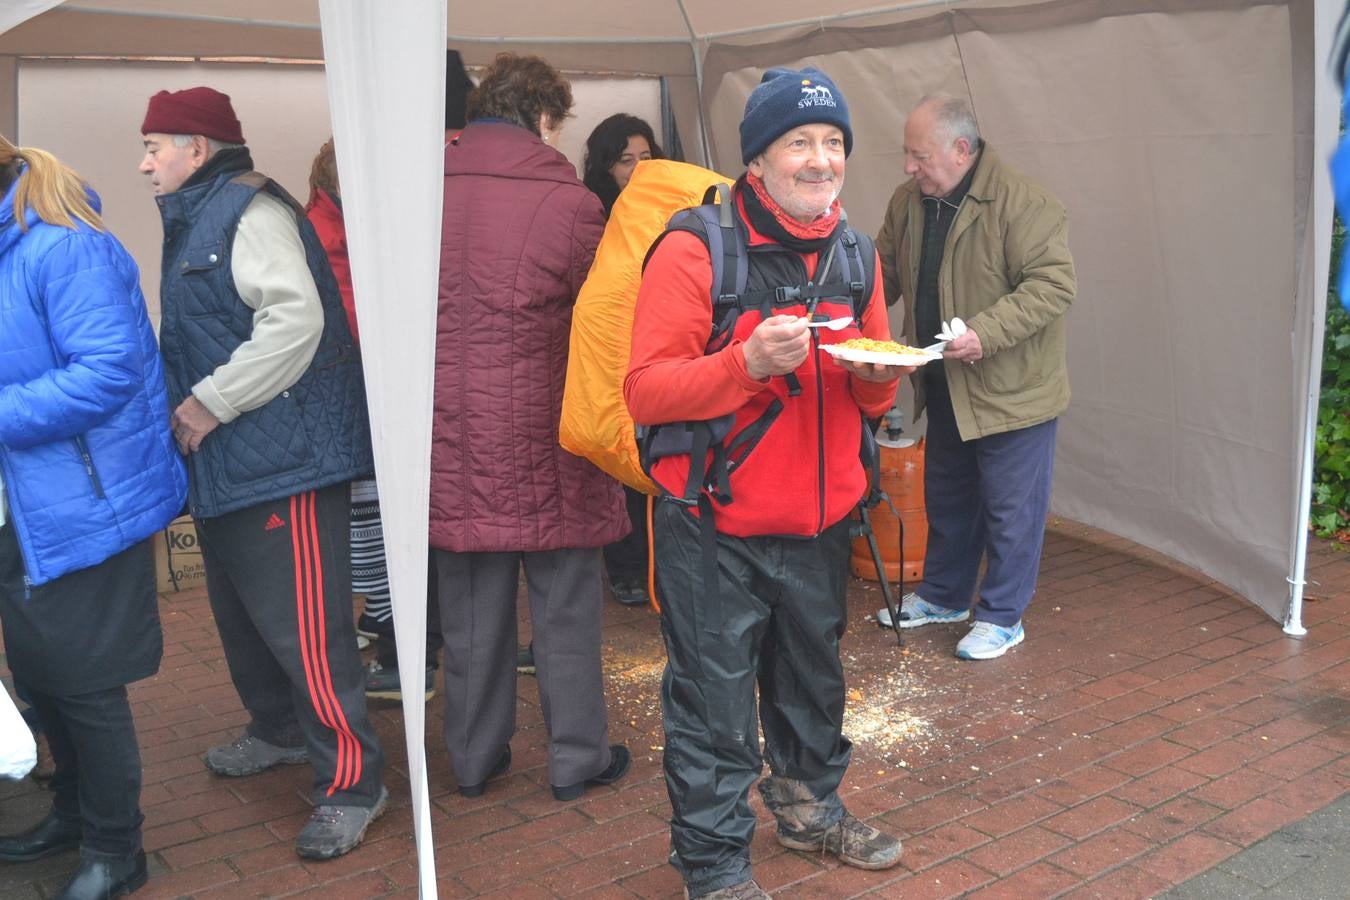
[
  {"left": 317, "top": 2, "right": 443, "bottom": 895},
  {"left": 0, "top": 1, "right": 62, "bottom": 35},
  {"left": 0, "top": 0, "right": 1338, "bottom": 894}
]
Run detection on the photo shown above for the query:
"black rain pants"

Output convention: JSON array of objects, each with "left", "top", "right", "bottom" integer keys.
[{"left": 653, "top": 500, "right": 853, "bottom": 898}]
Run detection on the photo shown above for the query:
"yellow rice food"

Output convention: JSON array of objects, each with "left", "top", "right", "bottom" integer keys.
[{"left": 836, "top": 337, "right": 928, "bottom": 355}]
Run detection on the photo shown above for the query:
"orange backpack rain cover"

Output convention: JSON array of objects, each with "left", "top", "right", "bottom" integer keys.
[{"left": 561, "top": 160, "right": 734, "bottom": 494}]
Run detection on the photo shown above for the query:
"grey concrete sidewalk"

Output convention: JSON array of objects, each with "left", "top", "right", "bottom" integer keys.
[{"left": 1161, "top": 793, "right": 1349, "bottom": 899}]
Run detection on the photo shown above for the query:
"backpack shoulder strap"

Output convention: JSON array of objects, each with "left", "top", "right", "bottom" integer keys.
[
  {"left": 642, "top": 184, "right": 752, "bottom": 349},
  {"left": 834, "top": 218, "right": 876, "bottom": 320}
]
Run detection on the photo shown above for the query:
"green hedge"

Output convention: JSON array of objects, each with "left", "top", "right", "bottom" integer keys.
[{"left": 1314, "top": 215, "right": 1350, "bottom": 539}]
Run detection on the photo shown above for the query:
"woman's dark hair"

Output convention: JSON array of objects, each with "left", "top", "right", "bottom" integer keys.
[
  {"left": 466, "top": 53, "right": 572, "bottom": 136},
  {"left": 582, "top": 113, "right": 664, "bottom": 216}
]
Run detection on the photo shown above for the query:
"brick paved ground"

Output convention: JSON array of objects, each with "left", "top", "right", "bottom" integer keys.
[{"left": 1, "top": 518, "right": 1347, "bottom": 898}]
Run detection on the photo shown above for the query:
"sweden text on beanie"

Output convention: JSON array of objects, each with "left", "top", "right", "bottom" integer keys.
[
  {"left": 141, "top": 87, "right": 245, "bottom": 145},
  {"left": 738, "top": 66, "right": 852, "bottom": 165}
]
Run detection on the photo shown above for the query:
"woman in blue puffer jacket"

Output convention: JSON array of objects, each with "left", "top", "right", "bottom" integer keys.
[{"left": 0, "top": 135, "right": 185, "bottom": 899}]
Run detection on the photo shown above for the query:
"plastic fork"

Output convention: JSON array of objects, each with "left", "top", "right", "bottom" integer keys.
[{"left": 803, "top": 316, "right": 854, "bottom": 331}]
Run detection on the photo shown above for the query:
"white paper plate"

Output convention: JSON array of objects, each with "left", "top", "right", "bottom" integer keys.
[{"left": 820, "top": 343, "right": 942, "bottom": 367}]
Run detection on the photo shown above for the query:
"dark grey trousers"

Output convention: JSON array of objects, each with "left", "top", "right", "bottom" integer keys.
[{"left": 434, "top": 546, "right": 612, "bottom": 789}]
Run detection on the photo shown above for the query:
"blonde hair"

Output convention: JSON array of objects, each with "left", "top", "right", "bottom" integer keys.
[{"left": 0, "top": 134, "right": 104, "bottom": 233}]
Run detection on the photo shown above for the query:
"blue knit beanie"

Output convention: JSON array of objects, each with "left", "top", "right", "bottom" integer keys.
[{"left": 739, "top": 66, "right": 852, "bottom": 165}]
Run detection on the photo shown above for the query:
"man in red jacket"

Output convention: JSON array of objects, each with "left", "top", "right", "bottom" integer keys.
[{"left": 625, "top": 67, "right": 912, "bottom": 900}]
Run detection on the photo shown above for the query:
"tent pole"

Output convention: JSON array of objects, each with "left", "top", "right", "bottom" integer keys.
[
  {"left": 1286, "top": 0, "right": 1341, "bottom": 637},
  {"left": 690, "top": 38, "right": 712, "bottom": 167},
  {"left": 1285, "top": 418, "right": 1314, "bottom": 637},
  {"left": 675, "top": 0, "right": 714, "bottom": 169}
]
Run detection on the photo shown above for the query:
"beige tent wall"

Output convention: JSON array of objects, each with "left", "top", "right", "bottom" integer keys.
[
  {"left": 700, "top": 0, "right": 1302, "bottom": 619},
  {"left": 13, "top": 59, "right": 659, "bottom": 321},
  {"left": 969, "top": 2, "right": 1297, "bottom": 618}
]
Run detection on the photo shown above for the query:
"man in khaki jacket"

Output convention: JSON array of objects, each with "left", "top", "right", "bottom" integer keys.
[{"left": 874, "top": 93, "right": 1075, "bottom": 659}]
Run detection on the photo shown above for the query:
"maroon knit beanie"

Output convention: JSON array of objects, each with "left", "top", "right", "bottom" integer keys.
[{"left": 141, "top": 87, "right": 245, "bottom": 144}]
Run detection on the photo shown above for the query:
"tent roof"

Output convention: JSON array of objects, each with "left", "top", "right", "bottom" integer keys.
[{"left": 1, "top": 0, "right": 1025, "bottom": 70}]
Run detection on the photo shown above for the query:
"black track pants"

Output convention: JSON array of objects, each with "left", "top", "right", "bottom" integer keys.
[{"left": 196, "top": 483, "right": 384, "bottom": 807}]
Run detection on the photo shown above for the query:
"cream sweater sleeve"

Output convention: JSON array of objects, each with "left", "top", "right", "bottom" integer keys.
[{"left": 190, "top": 192, "right": 323, "bottom": 423}]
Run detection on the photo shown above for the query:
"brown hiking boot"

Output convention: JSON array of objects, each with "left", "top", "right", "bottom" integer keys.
[
  {"left": 683, "top": 880, "right": 771, "bottom": 899},
  {"left": 776, "top": 812, "right": 903, "bottom": 870}
]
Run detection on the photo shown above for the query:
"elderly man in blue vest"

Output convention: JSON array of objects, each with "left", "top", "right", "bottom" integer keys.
[{"left": 138, "top": 87, "right": 386, "bottom": 860}]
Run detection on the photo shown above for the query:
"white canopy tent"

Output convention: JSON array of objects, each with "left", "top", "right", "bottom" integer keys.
[{"left": 0, "top": 1, "right": 1339, "bottom": 895}]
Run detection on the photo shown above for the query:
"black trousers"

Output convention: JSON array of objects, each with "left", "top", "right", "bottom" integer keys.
[
  {"left": 602, "top": 486, "right": 650, "bottom": 585},
  {"left": 195, "top": 483, "right": 384, "bottom": 806},
  {"left": 373, "top": 554, "right": 443, "bottom": 670},
  {"left": 0, "top": 528, "right": 159, "bottom": 859},
  {"left": 28, "top": 684, "right": 143, "bottom": 857},
  {"left": 654, "top": 501, "right": 852, "bottom": 897}
]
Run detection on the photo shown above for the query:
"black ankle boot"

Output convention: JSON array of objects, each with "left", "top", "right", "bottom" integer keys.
[
  {"left": 0, "top": 812, "right": 81, "bottom": 862},
  {"left": 55, "top": 848, "right": 147, "bottom": 899}
]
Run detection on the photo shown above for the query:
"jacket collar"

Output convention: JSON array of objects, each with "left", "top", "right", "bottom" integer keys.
[
  {"left": 155, "top": 146, "right": 255, "bottom": 233},
  {"left": 155, "top": 170, "right": 235, "bottom": 235},
  {"left": 444, "top": 120, "right": 582, "bottom": 186},
  {"left": 965, "top": 144, "right": 1002, "bottom": 203},
  {"left": 901, "top": 145, "right": 1004, "bottom": 274}
]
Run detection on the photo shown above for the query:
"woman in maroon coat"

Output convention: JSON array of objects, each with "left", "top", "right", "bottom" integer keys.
[{"left": 430, "top": 53, "right": 630, "bottom": 801}]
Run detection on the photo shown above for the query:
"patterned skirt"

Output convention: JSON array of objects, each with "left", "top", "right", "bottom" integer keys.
[{"left": 351, "top": 478, "right": 391, "bottom": 622}]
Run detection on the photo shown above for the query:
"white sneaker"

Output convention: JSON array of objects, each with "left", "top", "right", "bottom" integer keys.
[
  {"left": 955, "top": 620, "right": 1025, "bottom": 660},
  {"left": 876, "top": 593, "right": 972, "bottom": 629}
]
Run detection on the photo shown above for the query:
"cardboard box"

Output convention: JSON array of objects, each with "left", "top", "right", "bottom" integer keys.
[{"left": 154, "top": 515, "right": 207, "bottom": 593}]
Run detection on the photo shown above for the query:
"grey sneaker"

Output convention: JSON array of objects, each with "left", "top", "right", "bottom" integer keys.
[
  {"left": 776, "top": 812, "right": 903, "bottom": 870},
  {"left": 203, "top": 733, "right": 307, "bottom": 777},
  {"left": 683, "top": 880, "right": 771, "bottom": 899},
  {"left": 295, "top": 785, "right": 389, "bottom": 859}
]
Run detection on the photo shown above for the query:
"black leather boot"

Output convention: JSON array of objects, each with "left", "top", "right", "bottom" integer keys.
[
  {"left": 0, "top": 812, "right": 81, "bottom": 862},
  {"left": 55, "top": 848, "right": 147, "bottom": 899}
]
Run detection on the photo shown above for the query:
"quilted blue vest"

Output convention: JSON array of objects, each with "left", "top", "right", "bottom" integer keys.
[{"left": 156, "top": 168, "right": 372, "bottom": 519}]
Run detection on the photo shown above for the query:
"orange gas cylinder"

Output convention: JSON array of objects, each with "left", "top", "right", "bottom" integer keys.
[{"left": 851, "top": 437, "right": 928, "bottom": 583}]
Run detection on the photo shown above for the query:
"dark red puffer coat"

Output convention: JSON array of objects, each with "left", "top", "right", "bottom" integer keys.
[{"left": 430, "top": 121, "right": 628, "bottom": 552}]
